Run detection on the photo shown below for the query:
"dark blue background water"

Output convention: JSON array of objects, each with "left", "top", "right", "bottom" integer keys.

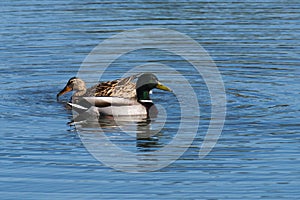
[{"left": 1, "top": 0, "right": 300, "bottom": 199}]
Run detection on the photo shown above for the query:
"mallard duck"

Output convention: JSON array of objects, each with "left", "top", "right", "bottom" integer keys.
[
  {"left": 56, "top": 74, "right": 139, "bottom": 101},
  {"left": 64, "top": 73, "right": 172, "bottom": 122}
]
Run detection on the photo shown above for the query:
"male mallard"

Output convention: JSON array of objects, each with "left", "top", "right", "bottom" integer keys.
[
  {"left": 63, "top": 73, "right": 172, "bottom": 122},
  {"left": 56, "top": 74, "right": 139, "bottom": 101}
]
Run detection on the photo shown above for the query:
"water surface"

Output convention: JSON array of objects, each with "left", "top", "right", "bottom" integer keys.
[{"left": 1, "top": 0, "right": 300, "bottom": 199}]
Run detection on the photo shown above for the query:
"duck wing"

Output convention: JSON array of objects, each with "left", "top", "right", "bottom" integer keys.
[
  {"left": 84, "top": 74, "right": 140, "bottom": 99},
  {"left": 68, "top": 96, "right": 148, "bottom": 123},
  {"left": 82, "top": 97, "right": 140, "bottom": 107}
]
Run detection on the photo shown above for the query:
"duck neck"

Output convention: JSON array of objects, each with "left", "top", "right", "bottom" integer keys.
[
  {"left": 74, "top": 88, "right": 86, "bottom": 97},
  {"left": 137, "top": 89, "right": 151, "bottom": 101}
]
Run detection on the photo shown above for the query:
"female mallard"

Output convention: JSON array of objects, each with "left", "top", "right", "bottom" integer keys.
[
  {"left": 65, "top": 73, "right": 172, "bottom": 122},
  {"left": 56, "top": 74, "right": 139, "bottom": 101}
]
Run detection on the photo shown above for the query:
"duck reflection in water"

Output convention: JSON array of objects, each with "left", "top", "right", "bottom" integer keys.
[{"left": 74, "top": 114, "right": 165, "bottom": 149}]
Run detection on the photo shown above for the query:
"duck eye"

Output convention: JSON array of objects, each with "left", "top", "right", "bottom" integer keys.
[{"left": 68, "top": 80, "right": 75, "bottom": 85}]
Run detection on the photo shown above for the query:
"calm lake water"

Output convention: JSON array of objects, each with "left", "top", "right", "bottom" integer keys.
[{"left": 1, "top": 0, "right": 300, "bottom": 199}]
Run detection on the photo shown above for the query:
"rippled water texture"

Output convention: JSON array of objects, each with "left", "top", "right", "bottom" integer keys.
[{"left": 1, "top": 0, "right": 300, "bottom": 199}]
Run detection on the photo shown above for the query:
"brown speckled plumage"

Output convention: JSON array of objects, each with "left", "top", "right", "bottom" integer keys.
[{"left": 86, "top": 75, "right": 137, "bottom": 99}]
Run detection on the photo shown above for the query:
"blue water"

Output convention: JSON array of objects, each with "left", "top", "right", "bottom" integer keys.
[{"left": 1, "top": 0, "right": 300, "bottom": 199}]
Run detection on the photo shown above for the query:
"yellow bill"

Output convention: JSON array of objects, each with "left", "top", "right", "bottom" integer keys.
[{"left": 156, "top": 82, "right": 172, "bottom": 92}]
